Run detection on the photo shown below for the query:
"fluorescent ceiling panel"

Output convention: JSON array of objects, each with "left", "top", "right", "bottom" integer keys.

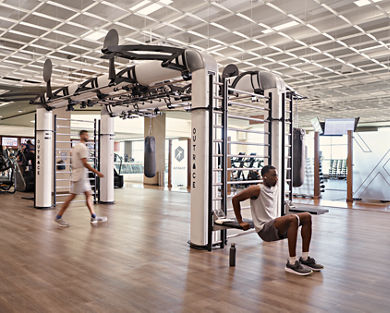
[
  {"left": 262, "top": 21, "right": 299, "bottom": 34},
  {"left": 354, "top": 0, "right": 382, "bottom": 7},
  {"left": 130, "top": 0, "right": 150, "bottom": 11},
  {"left": 274, "top": 21, "right": 299, "bottom": 31},
  {"left": 136, "top": 0, "right": 172, "bottom": 15},
  {"left": 83, "top": 30, "right": 107, "bottom": 41},
  {"left": 138, "top": 3, "right": 163, "bottom": 15}
]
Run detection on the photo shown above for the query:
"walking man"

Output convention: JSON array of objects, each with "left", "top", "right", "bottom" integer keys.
[{"left": 55, "top": 130, "right": 107, "bottom": 227}]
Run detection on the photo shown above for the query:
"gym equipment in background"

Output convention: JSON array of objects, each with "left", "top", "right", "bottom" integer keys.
[
  {"left": 328, "top": 159, "right": 347, "bottom": 179},
  {"left": 293, "top": 156, "right": 325, "bottom": 198},
  {"left": 229, "top": 152, "right": 264, "bottom": 189},
  {"left": 15, "top": 148, "right": 35, "bottom": 192},
  {"left": 144, "top": 136, "right": 156, "bottom": 178},
  {"left": 0, "top": 149, "right": 16, "bottom": 193},
  {"left": 113, "top": 153, "right": 124, "bottom": 188}
]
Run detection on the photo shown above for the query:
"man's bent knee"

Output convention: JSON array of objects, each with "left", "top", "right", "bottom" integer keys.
[
  {"left": 288, "top": 215, "right": 299, "bottom": 228},
  {"left": 301, "top": 212, "right": 312, "bottom": 224}
]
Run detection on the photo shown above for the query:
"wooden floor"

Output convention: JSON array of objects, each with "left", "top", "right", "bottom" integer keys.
[{"left": 1, "top": 186, "right": 390, "bottom": 313}]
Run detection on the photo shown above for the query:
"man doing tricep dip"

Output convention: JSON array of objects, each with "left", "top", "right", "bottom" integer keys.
[
  {"left": 232, "top": 165, "right": 323, "bottom": 275},
  {"left": 55, "top": 130, "right": 107, "bottom": 227}
]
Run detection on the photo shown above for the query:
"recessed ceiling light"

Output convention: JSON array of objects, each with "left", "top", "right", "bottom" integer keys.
[
  {"left": 138, "top": 3, "right": 162, "bottom": 15},
  {"left": 274, "top": 21, "right": 299, "bottom": 31},
  {"left": 210, "top": 22, "right": 229, "bottom": 32},
  {"left": 262, "top": 21, "right": 298, "bottom": 34},
  {"left": 187, "top": 30, "right": 208, "bottom": 39},
  {"left": 236, "top": 13, "right": 255, "bottom": 23},
  {"left": 168, "top": 38, "right": 186, "bottom": 45},
  {"left": 206, "top": 44, "right": 221, "bottom": 51},
  {"left": 30, "top": 120, "right": 35, "bottom": 123},
  {"left": 231, "top": 45, "right": 244, "bottom": 52},
  {"left": 354, "top": 0, "right": 382, "bottom": 7},
  {"left": 83, "top": 30, "right": 107, "bottom": 41},
  {"left": 360, "top": 44, "right": 382, "bottom": 52},
  {"left": 18, "top": 110, "right": 23, "bottom": 113},
  {"left": 233, "top": 31, "right": 249, "bottom": 39},
  {"left": 131, "top": 0, "right": 172, "bottom": 16},
  {"left": 130, "top": 0, "right": 150, "bottom": 11}
]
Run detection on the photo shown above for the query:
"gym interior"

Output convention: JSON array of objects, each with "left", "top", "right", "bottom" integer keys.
[{"left": 1, "top": 1, "right": 390, "bottom": 312}]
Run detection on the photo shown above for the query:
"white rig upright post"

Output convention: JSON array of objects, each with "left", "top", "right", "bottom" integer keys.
[
  {"left": 265, "top": 86, "right": 285, "bottom": 217},
  {"left": 99, "top": 107, "right": 115, "bottom": 204},
  {"left": 35, "top": 107, "right": 53, "bottom": 209},
  {"left": 189, "top": 56, "right": 218, "bottom": 248}
]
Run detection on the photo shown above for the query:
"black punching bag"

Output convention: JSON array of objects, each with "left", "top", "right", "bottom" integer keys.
[
  {"left": 144, "top": 136, "right": 156, "bottom": 178},
  {"left": 293, "top": 128, "right": 305, "bottom": 187}
]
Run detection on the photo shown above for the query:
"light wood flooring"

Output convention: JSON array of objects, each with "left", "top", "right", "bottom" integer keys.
[{"left": 0, "top": 185, "right": 390, "bottom": 313}]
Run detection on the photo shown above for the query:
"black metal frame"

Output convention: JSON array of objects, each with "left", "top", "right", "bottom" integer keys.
[
  {"left": 98, "top": 120, "right": 101, "bottom": 204},
  {"left": 34, "top": 42, "right": 195, "bottom": 111},
  {"left": 268, "top": 92, "right": 273, "bottom": 166},
  {"left": 207, "top": 74, "right": 214, "bottom": 251},
  {"left": 281, "top": 93, "right": 286, "bottom": 216},
  {"left": 93, "top": 118, "right": 98, "bottom": 204},
  {"left": 220, "top": 77, "right": 228, "bottom": 248},
  {"left": 281, "top": 91, "right": 294, "bottom": 215},
  {"left": 53, "top": 114, "right": 57, "bottom": 207},
  {"left": 288, "top": 92, "right": 294, "bottom": 204}
]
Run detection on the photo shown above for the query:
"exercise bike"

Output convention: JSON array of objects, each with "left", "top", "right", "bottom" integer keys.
[{"left": 0, "top": 150, "right": 16, "bottom": 194}]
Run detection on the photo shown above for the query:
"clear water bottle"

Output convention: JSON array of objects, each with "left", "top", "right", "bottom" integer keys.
[{"left": 229, "top": 243, "right": 236, "bottom": 267}]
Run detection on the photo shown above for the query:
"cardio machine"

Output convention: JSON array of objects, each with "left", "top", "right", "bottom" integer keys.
[
  {"left": 0, "top": 149, "right": 16, "bottom": 193},
  {"left": 15, "top": 146, "right": 35, "bottom": 192},
  {"left": 114, "top": 153, "right": 124, "bottom": 189}
]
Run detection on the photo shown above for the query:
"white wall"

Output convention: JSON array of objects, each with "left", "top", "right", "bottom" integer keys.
[
  {"left": 0, "top": 125, "right": 34, "bottom": 137},
  {"left": 353, "top": 128, "right": 390, "bottom": 201}
]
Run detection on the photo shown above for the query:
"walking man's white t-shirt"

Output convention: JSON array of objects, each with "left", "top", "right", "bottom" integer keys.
[{"left": 71, "top": 142, "right": 88, "bottom": 182}]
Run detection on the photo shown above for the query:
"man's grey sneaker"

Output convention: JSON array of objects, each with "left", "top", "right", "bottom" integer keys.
[
  {"left": 285, "top": 260, "right": 313, "bottom": 276},
  {"left": 55, "top": 218, "right": 69, "bottom": 227},
  {"left": 299, "top": 256, "right": 324, "bottom": 272},
  {"left": 90, "top": 216, "right": 108, "bottom": 224}
]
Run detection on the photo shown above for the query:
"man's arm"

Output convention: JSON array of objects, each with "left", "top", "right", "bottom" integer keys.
[
  {"left": 232, "top": 185, "right": 260, "bottom": 230},
  {"left": 81, "top": 158, "right": 104, "bottom": 178}
]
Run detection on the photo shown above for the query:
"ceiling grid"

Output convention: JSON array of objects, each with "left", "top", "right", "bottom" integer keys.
[{"left": 1, "top": 0, "right": 390, "bottom": 125}]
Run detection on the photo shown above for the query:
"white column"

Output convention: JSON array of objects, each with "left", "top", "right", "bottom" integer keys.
[
  {"left": 35, "top": 107, "right": 53, "bottom": 209},
  {"left": 265, "top": 88, "right": 283, "bottom": 217},
  {"left": 99, "top": 107, "right": 115, "bottom": 203},
  {"left": 190, "top": 62, "right": 217, "bottom": 248}
]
